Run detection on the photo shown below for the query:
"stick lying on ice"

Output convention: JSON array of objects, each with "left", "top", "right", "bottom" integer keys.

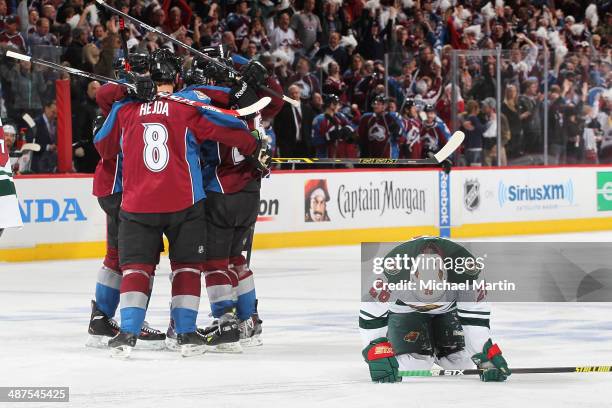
[{"left": 400, "top": 365, "right": 612, "bottom": 377}]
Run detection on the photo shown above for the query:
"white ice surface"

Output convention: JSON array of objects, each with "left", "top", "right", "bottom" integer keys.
[{"left": 1, "top": 232, "right": 612, "bottom": 407}]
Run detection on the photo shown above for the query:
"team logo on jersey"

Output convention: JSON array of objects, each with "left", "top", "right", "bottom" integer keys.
[
  {"left": 405, "top": 126, "right": 420, "bottom": 145},
  {"left": 193, "top": 90, "right": 209, "bottom": 100},
  {"left": 368, "top": 123, "right": 386, "bottom": 142},
  {"left": 405, "top": 304, "right": 442, "bottom": 312},
  {"left": 464, "top": 179, "right": 480, "bottom": 211},
  {"left": 404, "top": 331, "right": 420, "bottom": 343}
]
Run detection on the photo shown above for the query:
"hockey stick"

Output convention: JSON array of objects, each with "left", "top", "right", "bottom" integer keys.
[
  {"left": 244, "top": 224, "right": 255, "bottom": 268},
  {"left": 272, "top": 131, "right": 465, "bottom": 165},
  {"left": 4, "top": 51, "right": 270, "bottom": 117},
  {"left": 400, "top": 365, "right": 612, "bottom": 377},
  {"left": 94, "top": 0, "right": 300, "bottom": 108}
]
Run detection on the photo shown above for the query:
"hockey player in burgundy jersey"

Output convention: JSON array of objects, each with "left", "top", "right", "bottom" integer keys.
[
  {"left": 399, "top": 99, "right": 423, "bottom": 159},
  {"left": 358, "top": 95, "right": 405, "bottom": 159},
  {"left": 311, "top": 94, "right": 358, "bottom": 159},
  {"left": 94, "top": 49, "right": 264, "bottom": 357},
  {"left": 87, "top": 54, "right": 166, "bottom": 349},
  {"left": 164, "top": 54, "right": 277, "bottom": 352},
  {"left": 420, "top": 104, "right": 452, "bottom": 159}
]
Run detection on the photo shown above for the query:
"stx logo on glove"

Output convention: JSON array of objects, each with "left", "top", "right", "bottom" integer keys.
[{"left": 373, "top": 346, "right": 393, "bottom": 356}]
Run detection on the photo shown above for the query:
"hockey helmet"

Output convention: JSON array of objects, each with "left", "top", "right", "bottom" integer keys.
[
  {"left": 323, "top": 93, "right": 340, "bottom": 108},
  {"left": 371, "top": 94, "right": 387, "bottom": 106},
  {"left": 403, "top": 98, "right": 415, "bottom": 110},
  {"left": 127, "top": 53, "right": 150, "bottom": 74},
  {"left": 423, "top": 104, "right": 435, "bottom": 113},
  {"left": 149, "top": 48, "right": 182, "bottom": 83}
]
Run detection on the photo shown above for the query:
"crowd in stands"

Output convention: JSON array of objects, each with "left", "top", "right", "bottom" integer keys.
[{"left": 0, "top": 0, "right": 610, "bottom": 172}]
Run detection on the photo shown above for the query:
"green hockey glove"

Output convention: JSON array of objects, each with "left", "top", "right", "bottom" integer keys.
[
  {"left": 471, "top": 339, "right": 511, "bottom": 382},
  {"left": 362, "top": 338, "right": 402, "bottom": 383}
]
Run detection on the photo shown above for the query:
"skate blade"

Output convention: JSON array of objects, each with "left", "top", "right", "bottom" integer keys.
[
  {"left": 180, "top": 344, "right": 207, "bottom": 357},
  {"left": 207, "top": 341, "right": 243, "bottom": 354},
  {"left": 240, "top": 335, "right": 263, "bottom": 348},
  {"left": 135, "top": 339, "right": 166, "bottom": 351},
  {"left": 85, "top": 335, "right": 110, "bottom": 349},
  {"left": 110, "top": 345, "right": 133, "bottom": 359},
  {"left": 165, "top": 337, "right": 180, "bottom": 351}
]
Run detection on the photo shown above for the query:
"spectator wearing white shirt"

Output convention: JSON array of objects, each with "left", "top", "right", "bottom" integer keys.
[{"left": 270, "top": 12, "right": 298, "bottom": 64}]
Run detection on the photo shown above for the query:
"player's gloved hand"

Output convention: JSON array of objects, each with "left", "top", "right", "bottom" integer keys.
[
  {"left": 248, "top": 130, "right": 272, "bottom": 171},
  {"left": 441, "top": 158, "right": 452, "bottom": 174},
  {"left": 240, "top": 60, "right": 268, "bottom": 89},
  {"left": 340, "top": 126, "right": 355, "bottom": 143},
  {"left": 328, "top": 127, "right": 342, "bottom": 142},
  {"left": 127, "top": 73, "right": 157, "bottom": 101},
  {"left": 92, "top": 115, "right": 106, "bottom": 137},
  {"left": 230, "top": 81, "right": 259, "bottom": 109},
  {"left": 362, "top": 337, "right": 402, "bottom": 383},
  {"left": 471, "top": 339, "right": 511, "bottom": 382},
  {"left": 426, "top": 151, "right": 453, "bottom": 174},
  {"left": 387, "top": 119, "right": 400, "bottom": 138}
]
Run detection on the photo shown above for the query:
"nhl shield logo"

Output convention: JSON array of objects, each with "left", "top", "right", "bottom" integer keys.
[{"left": 464, "top": 179, "right": 480, "bottom": 211}]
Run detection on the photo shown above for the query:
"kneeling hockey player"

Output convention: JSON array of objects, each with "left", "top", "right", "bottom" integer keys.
[{"left": 360, "top": 237, "right": 511, "bottom": 383}]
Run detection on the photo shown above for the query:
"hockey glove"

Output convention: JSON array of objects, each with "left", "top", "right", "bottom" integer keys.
[
  {"left": 248, "top": 130, "right": 272, "bottom": 172},
  {"left": 362, "top": 338, "right": 402, "bottom": 383},
  {"left": 339, "top": 126, "right": 355, "bottom": 143},
  {"left": 230, "top": 81, "right": 260, "bottom": 110},
  {"left": 92, "top": 115, "right": 106, "bottom": 137},
  {"left": 328, "top": 127, "right": 342, "bottom": 142},
  {"left": 387, "top": 119, "right": 400, "bottom": 139},
  {"left": 240, "top": 60, "right": 268, "bottom": 89},
  {"left": 471, "top": 339, "right": 511, "bottom": 382},
  {"left": 127, "top": 73, "right": 157, "bottom": 102}
]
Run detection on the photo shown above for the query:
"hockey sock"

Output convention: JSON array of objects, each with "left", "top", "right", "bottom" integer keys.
[
  {"left": 230, "top": 255, "right": 256, "bottom": 321},
  {"left": 203, "top": 259, "right": 237, "bottom": 318},
  {"left": 95, "top": 266, "right": 122, "bottom": 318},
  {"left": 95, "top": 247, "right": 121, "bottom": 317},
  {"left": 170, "top": 262, "right": 202, "bottom": 334},
  {"left": 119, "top": 263, "right": 155, "bottom": 335},
  {"left": 145, "top": 270, "right": 155, "bottom": 311}
]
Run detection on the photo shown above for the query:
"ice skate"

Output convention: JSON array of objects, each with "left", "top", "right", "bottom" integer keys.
[
  {"left": 176, "top": 331, "right": 208, "bottom": 357},
  {"left": 202, "top": 309, "right": 242, "bottom": 353},
  {"left": 86, "top": 300, "right": 120, "bottom": 348},
  {"left": 109, "top": 332, "right": 137, "bottom": 359}
]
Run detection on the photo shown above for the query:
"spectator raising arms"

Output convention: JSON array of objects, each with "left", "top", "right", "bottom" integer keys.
[{"left": 0, "top": 0, "right": 608, "bottom": 172}]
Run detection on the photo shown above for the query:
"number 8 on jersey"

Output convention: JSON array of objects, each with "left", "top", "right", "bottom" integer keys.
[{"left": 143, "top": 123, "right": 170, "bottom": 172}]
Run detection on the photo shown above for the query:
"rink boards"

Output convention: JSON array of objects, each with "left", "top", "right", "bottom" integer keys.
[{"left": 1, "top": 165, "right": 612, "bottom": 261}]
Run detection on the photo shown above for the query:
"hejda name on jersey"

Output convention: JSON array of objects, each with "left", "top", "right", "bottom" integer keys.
[{"left": 139, "top": 101, "right": 169, "bottom": 117}]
